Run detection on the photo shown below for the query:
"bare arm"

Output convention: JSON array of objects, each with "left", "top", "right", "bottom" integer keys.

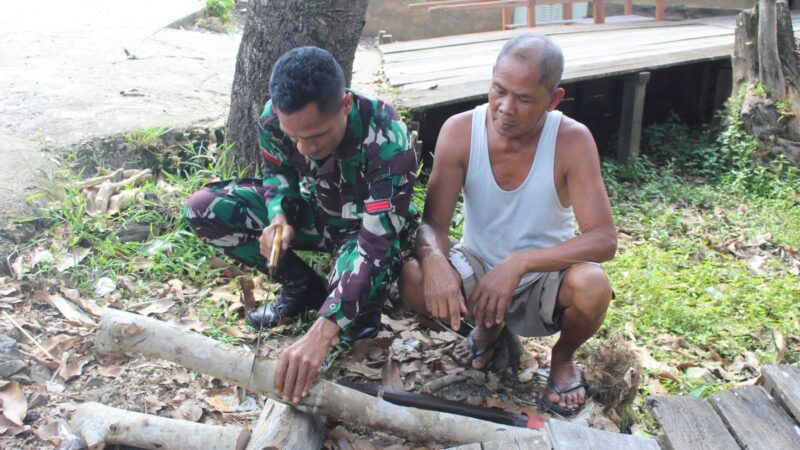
[
  {"left": 416, "top": 112, "right": 471, "bottom": 328},
  {"left": 507, "top": 120, "right": 617, "bottom": 274}
]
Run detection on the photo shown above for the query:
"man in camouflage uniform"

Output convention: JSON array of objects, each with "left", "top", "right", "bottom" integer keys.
[{"left": 185, "top": 46, "right": 417, "bottom": 403}]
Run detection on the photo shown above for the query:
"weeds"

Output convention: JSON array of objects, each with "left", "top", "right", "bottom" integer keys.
[
  {"left": 206, "top": 0, "right": 236, "bottom": 23},
  {"left": 124, "top": 127, "right": 168, "bottom": 151}
]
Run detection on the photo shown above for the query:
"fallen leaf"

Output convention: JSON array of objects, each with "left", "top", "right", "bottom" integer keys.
[
  {"left": 172, "top": 400, "right": 204, "bottom": 422},
  {"left": 744, "top": 351, "right": 760, "bottom": 372},
  {"left": 47, "top": 295, "right": 96, "bottom": 325},
  {"left": 137, "top": 299, "right": 175, "bottom": 316},
  {"left": 94, "top": 277, "right": 116, "bottom": 297},
  {"left": 96, "top": 364, "right": 126, "bottom": 378},
  {"left": 0, "top": 381, "right": 27, "bottom": 426},
  {"left": 167, "top": 279, "right": 185, "bottom": 301},
  {"left": 220, "top": 326, "right": 253, "bottom": 340},
  {"left": 343, "top": 361, "right": 382, "bottom": 380},
  {"left": 399, "top": 360, "right": 422, "bottom": 375},
  {"left": 637, "top": 346, "right": 680, "bottom": 382},
  {"left": 747, "top": 255, "right": 768, "bottom": 274},
  {"left": 170, "top": 318, "right": 212, "bottom": 333},
  {"left": 429, "top": 330, "right": 459, "bottom": 344},
  {"left": 40, "top": 335, "right": 84, "bottom": 360},
  {"left": 60, "top": 288, "right": 103, "bottom": 317},
  {"left": 590, "top": 406, "right": 620, "bottom": 432},
  {"left": 205, "top": 394, "right": 258, "bottom": 413},
  {"left": 56, "top": 247, "right": 91, "bottom": 272},
  {"left": 59, "top": 351, "right": 94, "bottom": 381},
  {"left": 774, "top": 330, "right": 786, "bottom": 363},
  {"left": 381, "top": 314, "right": 416, "bottom": 332},
  {"left": 381, "top": 359, "right": 403, "bottom": 390}
]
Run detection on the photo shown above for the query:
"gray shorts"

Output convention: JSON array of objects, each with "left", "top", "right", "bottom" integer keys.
[{"left": 448, "top": 246, "right": 569, "bottom": 337}]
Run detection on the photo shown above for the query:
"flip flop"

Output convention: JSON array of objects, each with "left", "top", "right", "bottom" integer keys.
[
  {"left": 540, "top": 373, "right": 591, "bottom": 417},
  {"left": 450, "top": 327, "right": 503, "bottom": 370}
]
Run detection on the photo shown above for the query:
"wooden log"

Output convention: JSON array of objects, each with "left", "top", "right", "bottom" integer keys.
[
  {"left": 710, "top": 385, "right": 800, "bottom": 450},
  {"left": 655, "top": 0, "right": 665, "bottom": 21},
  {"left": 646, "top": 395, "right": 739, "bottom": 450},
  {"left": 757, "top": 0, "right": 786, "bottom": 95},
  {"left": 94, "top": 308, "right": 550, "bottom": 446},
  {"left": 762, "top": 365, "right": 800, "bottom": 425},
  {"left": 245, "top": 399, "right": 324, "bottom": 450},
  {"left": 70, "top": 402, "right": 249, "bottom": 450}
]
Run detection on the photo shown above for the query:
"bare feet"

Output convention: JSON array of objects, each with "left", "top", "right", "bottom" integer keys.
[
  {"left": 452, "top": 324, "right": 503, "bottom": 370},
  {"left": 544, "top": 358, "right": 587, "bottom": 414}
]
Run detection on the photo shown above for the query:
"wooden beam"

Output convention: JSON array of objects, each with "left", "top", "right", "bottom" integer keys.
[
  {"left": 762, "top": 365, "right": 800, "bottom": 423},
  {"left": 70, "top": 402, "right": 249, "bottom": 450},
  {"left": 710, "top": 385, "right": 800, "bottom": 450},
  {"left": 594, "top": 0, "right": 606, "bottom": 24},
  {"left": 624, "top": 0, "right": 633, "bottom": 16},
  {"left": 655, "top": 0, "right": 665, "bottom": 21},
  {"left": 646, "top": 395, "right": 740, "bottom": 450},
  {"left": 617, "top": 71, "right": 650, "bottom": 163},
  {"left": 502, "top": 7, "right": 513, "bottom": 29},
  {"left": 563, "top": 3, "right": 573, "bottom": 21},
  {"left": 528, "top": 0, "right": 536, "bottom": 27},
  {"left": 245, "top": 399, "right": 324, "bottom": 450}
]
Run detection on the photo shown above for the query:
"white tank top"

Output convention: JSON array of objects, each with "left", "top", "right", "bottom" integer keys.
[{"left": 460, "top": 104, "right": 575, "bottom": 288}]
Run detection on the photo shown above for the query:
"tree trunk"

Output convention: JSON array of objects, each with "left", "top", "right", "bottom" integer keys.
[
  {"left": 93, "top": 308, "right": 550, "bottom": 446},
  {"left": 733, "top": 0, "right": 800, "bottom": 164},
  {"left": 225, "top": 0, "right": 370, "bottom": 174},
  {"left": 71, "top": 402, "right": 249, "bottom": 450}
]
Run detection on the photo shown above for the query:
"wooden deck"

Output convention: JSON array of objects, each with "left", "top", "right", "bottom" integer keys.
[
  {"left": 647, "top": 364, "right": 800, "bottom": 450},
  {"left": 380, "top": 13, "right": 800, "bottom": 110}
]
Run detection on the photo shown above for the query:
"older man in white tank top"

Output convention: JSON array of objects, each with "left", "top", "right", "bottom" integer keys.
[{"left": 400, "top": 34, "right": 616, "bottom": 416}]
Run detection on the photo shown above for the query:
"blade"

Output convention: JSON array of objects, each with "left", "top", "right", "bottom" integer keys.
[{"left": 245, "top": 225, "right": 283, "bottom": 393}]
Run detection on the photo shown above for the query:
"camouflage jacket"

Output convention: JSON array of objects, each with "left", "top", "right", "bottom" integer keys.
[{"left": 258, "top": 89, "right": 418, "bottom": 330}]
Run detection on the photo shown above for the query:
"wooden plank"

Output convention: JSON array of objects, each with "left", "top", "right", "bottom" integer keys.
[
  {"left": 546, "top": 419, "right": 660, "bottom": 450},
  {"left": 429, "top": 0, "right": 528, "bottom": 13},
  {"left": 646, "top": 395, "right": 740, "bottom": 450},
  {"left": 409, "top": 0, "right": 501, "bottom": 10},
  {"left": 763, "top": 364, "right": 800, "bottom": 422},
  {"left": 445, "top": 436, "right": 550, "bottom": 450},
  {"left": 379, "top": 16, "right": 676, "bottom": 54},
  {"left": 617, "top": 71, "right": 650, "bottom": 162},
  {"left": 710, "top": 385, "right": 800, "bottom": 450}
]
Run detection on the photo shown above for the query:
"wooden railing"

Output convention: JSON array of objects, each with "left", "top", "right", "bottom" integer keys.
[{"left": 409, "top": 0, "right": 666, "bottom": 28}]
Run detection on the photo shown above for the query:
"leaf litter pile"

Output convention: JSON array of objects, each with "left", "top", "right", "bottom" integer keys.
[{"left": 2, "top": 133, "right": 799, "bottom": 448}]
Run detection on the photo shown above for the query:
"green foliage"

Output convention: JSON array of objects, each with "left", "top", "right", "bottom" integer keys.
[
  {"left": 124, "top": 127, "right": 167, "bottom": 151},
  {"left": 600, "top": 107, "right": 800, "bottom": 399},
  {"left": 206, "top": 0, "right": 236, "bottom": 23}
]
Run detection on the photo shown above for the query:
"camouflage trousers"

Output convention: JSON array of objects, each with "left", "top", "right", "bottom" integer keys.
[{"left": 183, "top": 179, "right": 408, "bottom": 318}]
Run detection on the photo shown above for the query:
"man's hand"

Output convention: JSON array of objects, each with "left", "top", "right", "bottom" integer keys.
[
  {"left": 468, "top": 258, "right": 522, "bottom": 328},
  {"left": 422, "top": 253, "right": 467, "bottom": 330},
  {"left": 274, "top": 317, "right": 339, "bottom": 404},
  {"left": 260, "top": 214, "right": 294, "bottom": 259}
]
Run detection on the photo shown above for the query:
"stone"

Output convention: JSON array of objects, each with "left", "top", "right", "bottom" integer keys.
[
  {"left": 0, "top": 359, "right": 26, "bottom": 377},
  {"left": 30, "top": 362, "right": 53, "bottom": 386},
  {"left": 0, "top": 333, "right": 21, "bottom": 360}
]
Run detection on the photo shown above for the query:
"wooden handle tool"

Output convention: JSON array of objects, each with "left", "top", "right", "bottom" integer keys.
[{"left": 267, "top": 225, "right": 283, "bottom": 276}]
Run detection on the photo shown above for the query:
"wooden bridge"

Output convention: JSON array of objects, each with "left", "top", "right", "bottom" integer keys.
[
  {"left": 378, "top": 13, "right": 800, "bottom": 110},
  {"left": 445, "top": 364, "right": 800, "bottom": 449},
  {"left": 378, "top": 12, "right": 800, "bottom": 160}
]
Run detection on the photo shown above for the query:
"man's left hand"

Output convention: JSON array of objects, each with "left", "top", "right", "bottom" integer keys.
[
  {"left": 468, "top": 258, "right": 522, "bottom": 327},
  {"left": 274, "top": 317, "right": 339, "bottom": 404}
]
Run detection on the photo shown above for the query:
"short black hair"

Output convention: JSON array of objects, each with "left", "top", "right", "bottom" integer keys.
[
  {"left": 495, "top": 34, "right": 564, "bottom": 92},
  {"left": 268, "top": 46, "right": 346, "bottom": 115}
]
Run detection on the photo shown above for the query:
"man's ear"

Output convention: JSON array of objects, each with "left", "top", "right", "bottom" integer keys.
[
  {"left": 341, "top": 92, "right": 354, "bottom": 116},
  {"left": 548, "top": 87, "right": 566, "bottom": 112}
]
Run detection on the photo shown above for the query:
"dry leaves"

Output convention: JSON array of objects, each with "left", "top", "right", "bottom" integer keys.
[
  {"left": 137, "top": 298, "right": 176, "bottom": 316},
  {"left": 0, "top": 381, "right": 27, "bottom": 427}
]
